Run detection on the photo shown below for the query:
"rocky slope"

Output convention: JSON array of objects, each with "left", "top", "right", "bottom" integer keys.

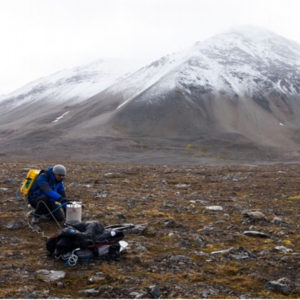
[{"left": 0, "top": 160, "right": 299, "bottom": 298}]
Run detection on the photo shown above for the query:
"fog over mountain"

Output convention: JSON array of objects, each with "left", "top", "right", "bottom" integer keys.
[{"left": 1, "top": 26, "right": 300, "bottom": 163}]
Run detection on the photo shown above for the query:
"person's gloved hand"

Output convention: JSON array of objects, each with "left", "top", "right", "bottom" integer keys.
[
  {"left": 60, "top": 197, "right": 72, "bottom": 204},
  {"left": 60, "top": 201, "right": 67, "bottom": 208}
]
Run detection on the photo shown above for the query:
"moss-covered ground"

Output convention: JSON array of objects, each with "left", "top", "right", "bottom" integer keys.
[{"left": 0, "top": 161, "right": 299, "bottom": 298}]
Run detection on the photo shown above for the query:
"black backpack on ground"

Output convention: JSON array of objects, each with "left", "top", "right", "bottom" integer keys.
[{"left": 46, "top": 221, "right": 125, "bottom": 265}]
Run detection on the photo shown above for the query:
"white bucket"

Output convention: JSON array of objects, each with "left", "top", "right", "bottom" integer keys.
[{"left": 66, "top": 201, "right": 82, "bottom": 224}]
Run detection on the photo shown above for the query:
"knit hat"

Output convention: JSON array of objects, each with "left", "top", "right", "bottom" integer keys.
[{"left": 53, "top": 164, "right": 67, "bottom": 176}]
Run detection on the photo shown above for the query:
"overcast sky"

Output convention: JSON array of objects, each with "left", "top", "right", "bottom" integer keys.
[{"left": 0, "top": 0, "right": 300, "bottom": 95}]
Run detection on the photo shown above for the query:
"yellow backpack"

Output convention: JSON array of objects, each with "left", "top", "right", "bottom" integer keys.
[{"left": 20, "top": 169, "right": 41, "bottom": 195}]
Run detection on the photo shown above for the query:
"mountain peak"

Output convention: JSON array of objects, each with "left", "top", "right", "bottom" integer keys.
[{"left": 226, "top": 25, "right": 278, "bottom": 41}]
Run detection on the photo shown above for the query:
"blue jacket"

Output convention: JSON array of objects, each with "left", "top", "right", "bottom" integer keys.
[{"left": 28, "top": 167, "right": 66, "bottom": 203}]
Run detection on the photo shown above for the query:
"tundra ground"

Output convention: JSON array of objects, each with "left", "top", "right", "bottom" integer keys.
[{"left": 0, "top": 161, "right": 299, "bottom": 298}]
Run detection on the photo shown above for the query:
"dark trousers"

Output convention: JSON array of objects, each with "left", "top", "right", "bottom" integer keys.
[{"left": 30, "top": 195, "right": 66, "bottom": 222}]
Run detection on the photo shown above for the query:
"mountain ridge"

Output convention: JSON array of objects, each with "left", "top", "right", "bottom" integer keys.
[
  {"left": 0, "top": 58, "right": 145, "bottom": 113},
  {"left": 1, "top": 26, "right": 300, "bottom": 163}
]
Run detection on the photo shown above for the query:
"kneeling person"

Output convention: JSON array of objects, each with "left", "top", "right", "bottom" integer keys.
[{"left": 28, "top": 164, "right": 68, "bottom": 224}]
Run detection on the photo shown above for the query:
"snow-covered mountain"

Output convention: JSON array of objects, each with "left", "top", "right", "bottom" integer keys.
[
  {"left": 57, "top": 26, "right": 299, "bottom": 150},
  {"left": 113, "top": 26, "right": 300, "bottom": 111},
  {"left": 0, "top": 58, "right": 143, "bottom": 113},
  {"left": 1, "top": 26, "right": 300, "bottom": 161},
  {"left": 90, "top": 26, "right": 300, "bottom": 112}
]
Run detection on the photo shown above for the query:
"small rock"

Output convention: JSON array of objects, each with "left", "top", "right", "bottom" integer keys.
[
  {"left": 277, "top": 170, "right": 286, "bottom": 174},
  {"left": 280, "top": 256, "right": 290, "bottom": 262},
  {"left": 277, "top": 230, "right": 286, "bottom": 236},
  {"left": 41, "top": 290, "right": 50, "bottom": 298},
  {"left": 129, "top": 291, "right": 139, "bottom": 298},
  {"left": 195, "top": 251, "right": 208, "bottom": 256},
  {"left": 201, "top": 286, "right": 219, "bottom": 298},
  {"left": 163, "top": 219, "right": 176, "bottom": 228},
  {"left": 189, "top": 203, "right": 195, "bottom": 209},
  {"left": 258, "top": 249, "right": 272, "bottom": 256},
  {"left": 117, "top": 212, "right": 126, "bottom": 220},
  {"left": 5, "top": 221, "right": 25, "bottom": 230},
  {"left": 36, "top": 269, "right": 66, "bottom": 282},
  {"left": 265, "top": 278, "right": 291, "bottom": 295},
  {"left": 169, "top": 255, "right": 193, "bottom": 263},
  {"left": 215, "top": 220, "right": 225, "bottom": 224},
  {"left": 96, "top": 191, "right": 107, "bottom": 198},
  {"left": 136, "top": 245, "right": 149, "bottom": 252},
  {"left": 127, "top": 223, "right": 148, "bottom": 234},
  {"left": 56, "top": 281, "right": 65, "bottom": 288},
  {"left": 293, "top": 282, "right": 300, "bottom": 294},
  {"left": 148, "top": 285, "right": 162, "bottom": 299},
  {"left": 97, "top": 285, "right": 113, "bottom": 297},
  {"left": 242, "top": 210, "right": 267, "bottom": 222},
  {"left": 229, "top": 247, "right": 253, "bottom": 260},
  {"left": 4, "top": 178, "right": 19, "bottom": 186},
  {"left": 195, "top": 236, "right": 206, "bottom": 247},
  {"left": 203, "top": 225, "right": 215, "bottom": 231},
  {"left": 272, "top": 216, "right": 283, "bottom": 225},
  {"left": 26, "top": 291, "right": 40, "bottom": 299},
  {"left": 230, "top": 253, "right": 250, "bottom": 260},
  {"left": 129, "top": 291, "right": 146, "bottom": 299},
  {"left": 83, "top": 184, "right": 93, "bottom": 188},
  {"left": 175, "top": 183, "right": 190, "bottom": 188},
  {"left": 104, "top": 172, "right": 122, "bottom": 178},
  {"left": 180, "top": 239, "right": 190, "bottom": 247},
  {"left": 87, "top": 275, "right": 106, "bottom": 284},
  {"left": 205, "top": 205, "right": 223, "bottom": 211},
  {"left": 132, "top": 256, "right": 142, "bottom": 264},
  {"left": 78, "top": 288, "right": 99, "bottom": 296},
  {"left": 193, "top": 199, "right": 208, "bottom": 205},
  {"left": 211, "top": 248, "right": 234, "bottom": 255},
  {"left": 274, "top": 246, "right": 293, "bottom": 253},
  {"left": 243, "top": 231, "right": 270, "bottom": 238}
]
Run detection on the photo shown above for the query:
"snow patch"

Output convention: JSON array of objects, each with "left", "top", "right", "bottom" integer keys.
[
  {"left": 116, "top": 53, "right": 187, "bottom": 110},
  {"left": 52, "top": 111, "right": 70, "bottom": 123},
  {"left": 0, "top": 58, "right": 147, "bottom": 110}
]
